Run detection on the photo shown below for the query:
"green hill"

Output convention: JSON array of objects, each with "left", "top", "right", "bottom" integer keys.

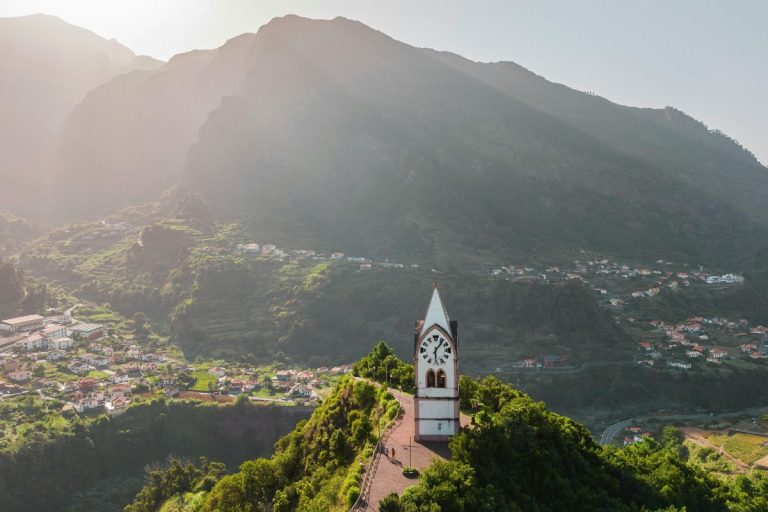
[
  {"left": 19, "top": 215, "right": 627, "bottom": 371},
  {"left": 170, "top": 259, "right": 627, "bottom": 369},
  {"left": 124, "top": 349, "right": 768, "bottom": 512}
]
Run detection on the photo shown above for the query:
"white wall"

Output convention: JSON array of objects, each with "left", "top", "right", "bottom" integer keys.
[
  {"left": 420, "top": 399, "right": 456, "bottom": 418},
  {"left": 419, "top": 418, "right": 459, "bottom": 436}
]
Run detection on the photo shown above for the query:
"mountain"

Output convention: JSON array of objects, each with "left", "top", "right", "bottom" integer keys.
[
  {"left": 8, "top": 14, "right": 768, "bottom": 267},
  {"left": 176, "top": 15, "right": 768, "bottom": 268},
  {"left": 0, "top": 14, "right": 161, "bottom": 219},
  {"left": 53, "top": 33, "right": 257, "bottom": 218}
]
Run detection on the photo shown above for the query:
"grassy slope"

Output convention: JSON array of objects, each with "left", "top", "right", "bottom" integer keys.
[{"left": 20, "top": 216, "right": 627, "bottom": 372}]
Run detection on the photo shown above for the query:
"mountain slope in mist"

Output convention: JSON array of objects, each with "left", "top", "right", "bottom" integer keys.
[
  {"left": 0, "top": 14, "right": 160, "bottom": 217},
  {"left": 54, "top": 33, "right": 258, "bottom": 217},
  {"left": 181, "top": 15, "right": 768, "bottom": 266},
  {"left": 12, "top": 14, "right": 768, "bottom": 268}
]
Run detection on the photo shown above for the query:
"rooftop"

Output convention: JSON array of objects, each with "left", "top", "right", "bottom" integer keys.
[
  {"left": 71, "top": 322, "right": 103, "bottom": 332},
  {"left": 1, "top": 314, "right": 44, "bottom": 325}
]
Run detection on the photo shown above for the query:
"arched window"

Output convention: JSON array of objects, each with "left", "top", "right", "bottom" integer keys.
[
  {"left": 437, "top": 369, "right": 447, "bottom": 388},
  {"left": 426, "top": 369, "right": 436, "bottom": 388}
]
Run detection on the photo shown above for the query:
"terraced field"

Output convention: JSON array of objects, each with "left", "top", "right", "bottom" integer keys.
[
  {"left": 707, "top": 432, "right": 768, "bottom": 465},
  {"left": 189, "top": 371, "right": 218, "bottom": 392}
]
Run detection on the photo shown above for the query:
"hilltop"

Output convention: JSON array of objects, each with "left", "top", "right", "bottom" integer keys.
[{"left": 120, "top": 350, "right": 768, "bottom": 511}]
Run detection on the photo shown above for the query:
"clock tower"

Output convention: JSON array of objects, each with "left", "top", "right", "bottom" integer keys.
[{"left": 413, "top": 285, "right": 459, "bottom": 442}]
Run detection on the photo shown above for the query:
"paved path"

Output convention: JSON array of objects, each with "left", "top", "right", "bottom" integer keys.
[{"left": 363, "top": 389, "right": 471, "bottom": 511}]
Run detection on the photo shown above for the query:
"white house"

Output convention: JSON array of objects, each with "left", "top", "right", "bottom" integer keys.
[
  {"left": 48, "top": 337, "right": 73, "bottom": 350},
  {"left": 289, "top": 383, "right": 313, "bottom": 398},
  {"left": 72, "top": 395, "right": 101, "bottom": 412},
  {"left": 210, "top": 367, "right": 227, "bottom": 378},
  {"left": 8, "top": 370, "right": 33, "bottom": 382},
  {"left": 47, "top": 350, "right": 65, "bottom": 361},
  {"left": 105, "top": 397, "right": 130, "bottom": 415},
  {"left": 40, "top": 324, "right": 68, "bottom": 340},
  {"left": 16, "top": 333, "right": 46, "bottom": 351},
  {"left": 709, "top": 348, "right": 728, "bottom": 359}
]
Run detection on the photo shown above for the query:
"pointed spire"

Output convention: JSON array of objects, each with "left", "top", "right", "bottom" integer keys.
[{"left": 421, "top": 285, "right": 451, "bottom": 336}]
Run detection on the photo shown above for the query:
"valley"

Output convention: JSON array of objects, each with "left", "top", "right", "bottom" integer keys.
[
  {"left": 0, "top": 7, "right": 767, "bottom": 512},
  {"left": 4, "top": 208, "right": 768, "bottom": 435}
]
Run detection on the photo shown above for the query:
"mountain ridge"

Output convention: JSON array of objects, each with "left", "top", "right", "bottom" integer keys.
[
  {"left": 179, "top": 15, "right": 768, "bottom": 267},
  {"left": 4, "top": 14, "right": 767, "bottom": 269},
  {"left": 0, "top": 13, "right": 162, "bottom": 219}
]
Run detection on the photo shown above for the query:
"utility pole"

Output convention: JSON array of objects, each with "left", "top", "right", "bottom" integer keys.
[{"left": 409, "top": 436, "right": 412, "bottom": 468}]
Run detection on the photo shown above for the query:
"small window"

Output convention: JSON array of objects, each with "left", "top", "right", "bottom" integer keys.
[
  {"left": 437, "top": 369, "right": 447, "bottom": 388},
  {"left": 426, "top": 369, "right": 436, "bottom": 388}
]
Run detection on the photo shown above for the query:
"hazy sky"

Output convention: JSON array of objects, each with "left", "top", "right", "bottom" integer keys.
[{"left": 2, "top": 0, "right": 766, "bottom": 164}]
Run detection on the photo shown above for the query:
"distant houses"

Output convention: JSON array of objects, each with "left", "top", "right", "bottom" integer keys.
[{"left": 705, "top": 273, "right": 744, "bottom": 285}]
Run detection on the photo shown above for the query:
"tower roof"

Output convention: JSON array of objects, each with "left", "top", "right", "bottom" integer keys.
[{"left": 421, "top": 285, "right": 451, "bottom": 336}]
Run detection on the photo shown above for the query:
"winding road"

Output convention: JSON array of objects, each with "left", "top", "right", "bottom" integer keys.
[{"left": 600, "top": 419, "right": 633, "bottom": 445}]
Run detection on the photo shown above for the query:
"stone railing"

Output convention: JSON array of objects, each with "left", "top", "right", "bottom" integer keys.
[{"left": 350, "top": 403, "right": 404, "bottom": 511}]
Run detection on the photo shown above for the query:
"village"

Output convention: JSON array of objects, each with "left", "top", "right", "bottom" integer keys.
[
  {"left": 234, "top": 241, "right": 412, "bottom": 271},
  {"left": 0, "top": 310, "right": 351, "bottom": 415},
  {"left": 233, "top": 242, "right": 766, "bottom": 374},
  {"left": 485, "top": 255, "right": 768, "bottom": 373}
]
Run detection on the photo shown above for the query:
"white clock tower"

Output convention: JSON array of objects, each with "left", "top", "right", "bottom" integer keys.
[{"left": 413, "top": 285, "right": 459, "bottom": 441}]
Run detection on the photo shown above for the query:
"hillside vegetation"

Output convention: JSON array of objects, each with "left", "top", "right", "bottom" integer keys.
[
  {"left": 20, "top": 216, "right": 627, "bottom": 370},
  {"left": 128, "top": 347, "right": 768, "bottom": 511},
  {"left": 0, "top": 259, "right": 48, "bottom": 319},
  {"left": 123, "top": 376, "right": 398, "bottom": 512},
  {"left": 0, "top": 211, "right": 38, "bottom": 257}
]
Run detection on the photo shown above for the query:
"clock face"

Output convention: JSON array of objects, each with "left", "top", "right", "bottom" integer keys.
[{"left": 419, "top": 332, "right": 452, "bottom": 365}]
